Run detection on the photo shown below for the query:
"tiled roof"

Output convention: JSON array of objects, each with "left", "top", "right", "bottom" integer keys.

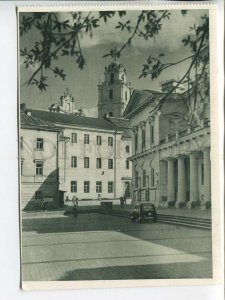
[
  {"left": 106, "top": 117, "right": 132, "bottom": 139},
  {"left": 20, "top": 112, "right": 58, "bottom": 130},
  {"left": 29, "top": 109, "right": 118, "bottom": 131}
]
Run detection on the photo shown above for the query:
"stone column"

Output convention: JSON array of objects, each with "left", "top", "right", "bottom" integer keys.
[
  {"left": 175, "top": 155, "right": 186, "bottom": 208},
  {"left": 202, "top": 147, "right": 211, "bottom": 209},
  {"left": 166, "top": 158, "right": 175, "bottom": 207},
  {"left": 187, "top": 151, "right": 199, "bottom": 209}
]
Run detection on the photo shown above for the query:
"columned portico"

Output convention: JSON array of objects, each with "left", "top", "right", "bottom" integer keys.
[
  {"left": 202, "top": 147, "right": 211, "bottom": 209},
  {"left": 175, "top": 155, "right": 187, "bottom": 208},
  {"left": 187, "top": 151, "right": 199, "bottom": 208},
  {"left": 166, "top": 158, "right": 176, "bottom": 207}
]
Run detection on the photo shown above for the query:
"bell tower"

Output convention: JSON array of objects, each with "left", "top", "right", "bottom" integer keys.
[{"left": 98, "top": 56, "right": 132, "bottom": 118}]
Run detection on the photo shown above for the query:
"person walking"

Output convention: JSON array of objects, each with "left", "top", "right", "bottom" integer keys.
[
  {"left": 72, "top": 203, "right": 77, "bottom": 220},
  {"left": 41, "top": 199, "right": 46, "bottom": 212},
  {"left": 120, "top": 196, "right": 123, "bottom": 208}
]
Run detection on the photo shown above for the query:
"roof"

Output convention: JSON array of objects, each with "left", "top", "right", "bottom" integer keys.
[
  {"left": 106, "top": 117, "right": 132, "bottom": 139},
  {"left": 20, "top": 112, "right": 60, "bottom": 131},
  {"left": 28, "top": 109, "right": 119, "bottom": 131},
  {"left": 123, "top": 89, "right": 182, "bottom": 119}
]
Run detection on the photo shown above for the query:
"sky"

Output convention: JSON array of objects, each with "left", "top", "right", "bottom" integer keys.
[{"left": 20, "top": 9, "right": 208, "bottom": 116}]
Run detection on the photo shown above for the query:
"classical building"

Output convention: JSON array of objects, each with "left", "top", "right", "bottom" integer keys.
[
  {"left": 123, "top": 78, "right": 211, "bottom": 210},
  {"left": 20, "top": 111, "right": 62, "bottom": 210},
  {"left": 20, "top": 109, "right": 132, "bottom": 210}
]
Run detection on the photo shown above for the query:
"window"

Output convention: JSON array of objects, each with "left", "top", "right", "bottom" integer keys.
[
  {"left": 96, "top": 158, "right": 102, "bottom": 169},
  {"left": 71, "top": 156, "right": 77, "bottom": 168},
  {"left": 35, "top": 191, "right": 42, "bottom": 200},
  {"left": 108, "top": 159, "right": 113, "bottom": 169},
  {"left": 108, "top": 181, "right": 114, "bottom": 193},
  {"left": 109, "top": 89, "right": 113, "bottom": 100},
  {"left": 125, "top": 91, "right": 128, "bottom": 101},
  {"left": 143, "top": 169, "right": 147, "bottom": 187},
  {"left": 108, "top": 137, "right": 113, "bottom": 146},
  {"left": 150, "top": 125, "right": 154, "bottom": 144},
  {"left": 36, "top": 138, "right": 43, "bottom": 150},
  {"left": 151, "top": 168, "right": 155, "bottom": 187},
  {"left": 135, "top": 171, "right": 138, "bottom": 188},
  {"left": 20, "top": 137, "right": 23, "bottom": 149},
  {"left": 84, "top": 181, "right": 90, "bottom": 193},
  {"left": 36, "top": 161, "right": 43, "bottom": 176},
  {"left": 201, "top": 164, "right": 204, "bottom": 185},
  {"left": 71, "top": 133, "right": 77, "bottom": 143},
  {"left": 96, "top": 136, "right": 102, "bottom": 145},
  {"left": 84, "top": 134, "right": 89, "bottom": 144},
  {"left": 110, "top": 73, "right": 114, "bottom": 84},
  {"left": 84, "top": 157, "right": 89, "bottom": 168},
  {"left": 71, "top": 181, "right": 77, "bottom": 193},
  {"left": 126, "top": 160, "right": 129, "bottom": 169},
  {"left": 126, "top": 145, "right": 130, "bottom": 153},
  {"left": 96, "top": 181, "right": 102, "bottom": 193},
  {"left": 135, "top": 133, "right": 138, "bottom": 153},
  {"left": 142, "top": 129, "right": 146, "bottom": 151}
]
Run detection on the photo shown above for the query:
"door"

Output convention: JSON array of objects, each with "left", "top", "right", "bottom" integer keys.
[{"left": 59, "top": 191, "right": 65, "bottom": 208}]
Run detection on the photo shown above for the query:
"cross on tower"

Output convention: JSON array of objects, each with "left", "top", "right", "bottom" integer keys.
[{"left": 112, "top": 46, "right": 118, "bottom": 63}]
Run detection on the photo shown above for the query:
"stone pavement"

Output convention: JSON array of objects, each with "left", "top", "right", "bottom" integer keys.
[{"left": 22, "top": 213, "right": 212, "bottom": 281}]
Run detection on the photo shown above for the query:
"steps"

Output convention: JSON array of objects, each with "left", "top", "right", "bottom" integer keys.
[{"left": 101, "top": 210, "right": 211, "bottom": 230}]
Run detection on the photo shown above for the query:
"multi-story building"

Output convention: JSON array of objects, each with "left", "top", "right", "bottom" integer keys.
[
  {"left": 20, "top": 111, "right": 62, "bottom": 210},
  {"left": 123, "top": 78, "right": 211, "bottom": 210}
]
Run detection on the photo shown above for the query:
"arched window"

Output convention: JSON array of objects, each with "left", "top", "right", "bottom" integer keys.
[
  {"left": 109, "top": 112, "right": 113, "bottom": 117},
  {"left": 135, "top": 171, "right": 138, "bottom": 188},
  {"left": 126, "top": 145, "right": 129, "bottom": 153},
  {"left": 142, "top": 128, "right": 146, "bottom": 151},
  {"left": 135, "top": 133, "right": 138, "bottom": 154},
  {"left": 110, "top": 73, "right": 114, "bottom": 84},
  {"left": 109, "top": 89, "right": 113, "bottom": 100}
]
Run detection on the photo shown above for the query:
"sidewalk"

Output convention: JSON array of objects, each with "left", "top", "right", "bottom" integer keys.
[
  {"left": 22, "top": 202, "right": 211, "bottom": 220},
  {"left": 114, "top": 204, "right": 211, "bottom": 220}
]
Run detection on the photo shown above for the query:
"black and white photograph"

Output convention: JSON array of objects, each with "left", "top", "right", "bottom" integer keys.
[{"left": 18, "top": 5, "right": 221, "bottom": 289}]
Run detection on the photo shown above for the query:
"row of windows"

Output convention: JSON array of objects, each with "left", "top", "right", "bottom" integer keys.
[
  {"left": 134, "top": 125, "right": 154, "bottom": 153},
  {"left": 20, "top": 136, "right": 130, "bottom": 153},
  {"left": 21, "top": 158, "right": 129, "bottom": 176},
  {"left": 71, "top": 157, "right": 130, "bottom": 169},
  {"left": 71, "top": 181, "right": 114, "bottom": 193},
  {"left": 135, "top": 169, "right": 155, "bottom": 188},
  {"left": 71, "top": 133, "right": 114, "bottom": 146}
]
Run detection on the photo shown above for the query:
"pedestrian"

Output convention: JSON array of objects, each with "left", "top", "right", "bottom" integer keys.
[
  {"left": 72, "top": 204, "right": 77, "bottom": 219},
  {"left": 120, "top": 196, "right": 123, "bottom": 208},
  {"left": 41, "top": 199, "right": 46, "bottom": 212},
  {"left": 123, "top": 195, "right": 127, "bottom": 205}
]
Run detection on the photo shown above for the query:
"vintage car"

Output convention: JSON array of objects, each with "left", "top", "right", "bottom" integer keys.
[{"left": 130, "top": 202, "right": 157, "bottom": 223}]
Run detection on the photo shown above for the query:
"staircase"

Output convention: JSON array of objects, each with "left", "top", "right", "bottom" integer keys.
[{"left": 101, "top": 210, "right": 211, "bottom": 230}]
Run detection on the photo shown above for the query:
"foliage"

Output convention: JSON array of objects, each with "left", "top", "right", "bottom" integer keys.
[{"left": 20, "top": 9, "right": 209, "bottom": 111}]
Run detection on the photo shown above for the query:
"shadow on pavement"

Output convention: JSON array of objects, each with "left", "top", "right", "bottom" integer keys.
[{"left": 58, "top": 261, "right": 212, "bottom": 281}]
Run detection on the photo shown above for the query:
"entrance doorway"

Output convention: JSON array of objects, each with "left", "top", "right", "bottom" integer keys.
[{"left": 59, "top": 191, "right": 65, "bottom": 208}]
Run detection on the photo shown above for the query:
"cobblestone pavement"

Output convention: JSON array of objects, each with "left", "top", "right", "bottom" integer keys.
[{"left": 22, "top": 213, "right": 212, "bottom": 281}]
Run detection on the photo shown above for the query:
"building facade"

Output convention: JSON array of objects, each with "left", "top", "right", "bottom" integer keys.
[
  {"left": 20, "top": 112, "right": 62, "bottom": 210},
  {"left": 20, "top": 109, "right": 132, "bottom": 210},
  {"left": 123, "top": 79, "right": 211, "bottom": 210}
]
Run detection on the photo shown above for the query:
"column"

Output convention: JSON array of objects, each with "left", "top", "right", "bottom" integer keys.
[
  {"left": 166, "top": 158, "right": 175, "bottom": 207},
  {"left": 175, "top": 155, "right": 186, "bottom": 208},
  {"left": 202, "top": 147, "right": 211, "bottom": 209},
  {"left": 187, "top": 151, "right": 199, "bottom": 209}
]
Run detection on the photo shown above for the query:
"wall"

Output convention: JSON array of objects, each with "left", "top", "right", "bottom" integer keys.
[{"left": 20, "top": 128, "right": 59, "bottom": 210}]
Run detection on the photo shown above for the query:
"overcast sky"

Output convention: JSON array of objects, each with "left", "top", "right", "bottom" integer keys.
[{"left": 20, "top": 9, "right": 208, "bottom": 116}]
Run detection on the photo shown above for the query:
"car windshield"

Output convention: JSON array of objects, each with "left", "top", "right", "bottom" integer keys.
[{"left": 141, "top": 204, "right": 154, "bottom": 212}]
